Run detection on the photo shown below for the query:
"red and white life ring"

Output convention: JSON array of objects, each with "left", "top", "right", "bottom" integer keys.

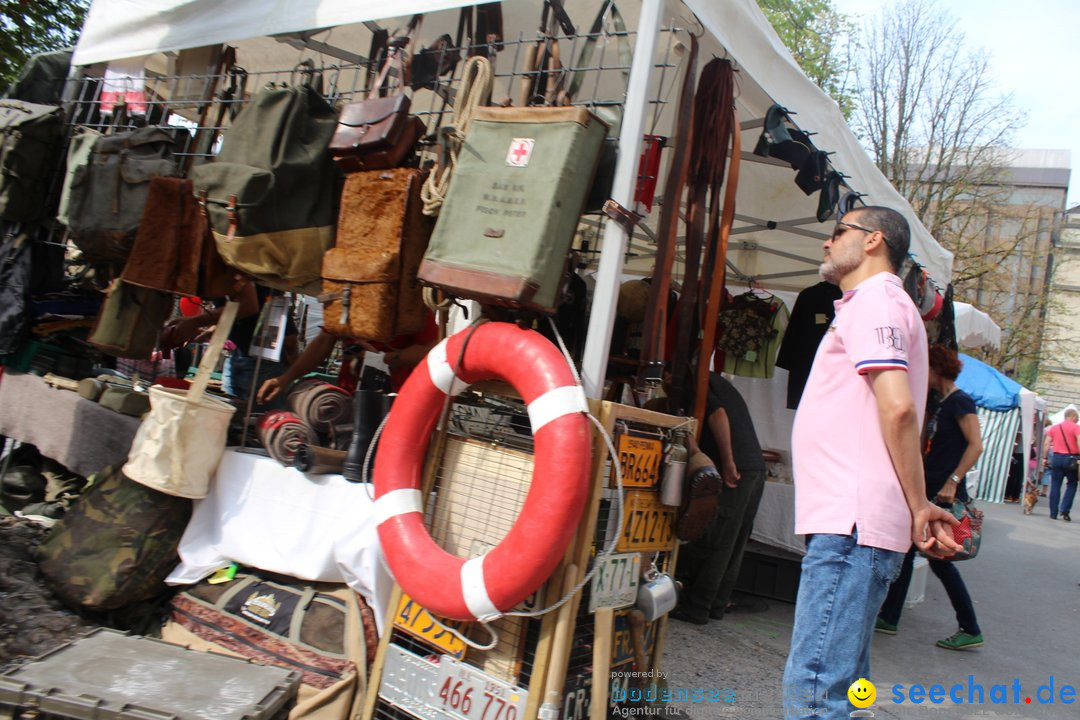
[{"left": 373, "top": 322, "right": 592, "bottom": 621}]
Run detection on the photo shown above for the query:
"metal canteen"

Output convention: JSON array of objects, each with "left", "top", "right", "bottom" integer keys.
[{"left": 635, "top": 569, "right": 677, "bottom": 622}]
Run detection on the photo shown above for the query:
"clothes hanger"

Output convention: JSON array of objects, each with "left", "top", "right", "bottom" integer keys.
[{"left": 744, "top": 277, "right": 774, "bottom": 300}]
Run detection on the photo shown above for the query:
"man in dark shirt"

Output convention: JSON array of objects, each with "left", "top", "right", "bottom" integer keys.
[{"left": 673, "top": 373, "right": 767, "bottom": 624}]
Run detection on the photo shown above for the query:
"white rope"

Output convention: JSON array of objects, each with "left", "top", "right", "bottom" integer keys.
[
  {"left": 500, "top": 317, "right": 625, "bottom": 620},
  {"left": 421, "top": 56, "right": 494, "bottom": 217}
]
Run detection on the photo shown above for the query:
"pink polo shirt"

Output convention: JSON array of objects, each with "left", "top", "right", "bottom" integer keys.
[{"left": 791, "top": 272, "right": 929, "bottom": 553}]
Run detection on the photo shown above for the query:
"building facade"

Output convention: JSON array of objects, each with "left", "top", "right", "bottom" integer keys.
[{"left": 1036, "top": 202, "right": 1080, "bottom": 411}]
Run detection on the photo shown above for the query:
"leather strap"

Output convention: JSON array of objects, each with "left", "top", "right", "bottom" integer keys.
[
  {"left": 669, "top": 59, "right": 736, "bottom": 416},
  {"left": 369, "top": 15, "right": 421, "bottom": 98},
  {"left": 693, "top": 90, "right": 741, "bottom": 433},
  {"left": 637, "top": 34, "right": 698, "bottom": 389}
]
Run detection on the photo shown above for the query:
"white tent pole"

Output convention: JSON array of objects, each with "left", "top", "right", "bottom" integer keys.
[{"left": 580, "top": 0, "right": 663, "bottom": 399}]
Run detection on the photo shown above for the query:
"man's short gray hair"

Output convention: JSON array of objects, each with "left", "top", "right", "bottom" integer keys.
[{"left": 852, "top": 206, "right": 911, "bottom": 272}]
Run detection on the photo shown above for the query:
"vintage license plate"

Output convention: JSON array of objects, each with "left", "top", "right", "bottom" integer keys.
[
  {"left": 589, "top": 552, "right": 641, "bottom": 612},
  {"left": 395, "top": 593, "right": 468, "bottom": 659},
  {"left": 616, "top": 490, "right": 675, "bottom": 552},
  {"left": 615, "top": 432, "right": 663, "bottom": 488},
  {"left": 610, "top": 610, "right": 658, "bottom": 668},
  {"left": 434, "top": 656, "right": 528, "bottom": 720},
  {"left": 379, "top": 644, "right": 445, "bottom": 719}
]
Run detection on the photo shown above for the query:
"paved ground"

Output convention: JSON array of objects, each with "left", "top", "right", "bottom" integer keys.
[{"left": 659, "top": 499, "right": 1080, "bottom": 718}]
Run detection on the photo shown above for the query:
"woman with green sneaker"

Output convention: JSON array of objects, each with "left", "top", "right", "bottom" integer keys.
[{"left": 876, "top": 344, "right": 985, "bottom": 650}]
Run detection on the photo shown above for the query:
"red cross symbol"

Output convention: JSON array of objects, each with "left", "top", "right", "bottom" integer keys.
[{"left": 506, "top": 138, "right": 534, "bottom": 167}]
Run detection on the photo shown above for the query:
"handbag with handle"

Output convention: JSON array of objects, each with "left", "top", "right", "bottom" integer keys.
[
  {"left": 123, "top": 301, "right": 239, "bottom": 499},
  {"left": 933, "top": 498, "right": 984, "bottom": 561},
  {"left": 329, "top": 19, "right": 423, "bottom": 173}
]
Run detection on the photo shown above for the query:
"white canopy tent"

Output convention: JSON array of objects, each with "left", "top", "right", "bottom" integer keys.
[
  {"left": 72, "top": 0, "right": 955, "bottom": 397},
  {"left": 955, "top": 301, "right": 1001, "bottom": 350}
]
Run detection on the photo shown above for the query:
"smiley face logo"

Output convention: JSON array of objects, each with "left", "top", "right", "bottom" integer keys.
[{"left": 848, "top": 678, "right": 876, "bottom": 708}]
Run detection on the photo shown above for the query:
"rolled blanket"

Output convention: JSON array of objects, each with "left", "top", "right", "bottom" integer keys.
[
  {"left": 287, "top": 378, "right": 354, "bottom": 449},
  {"left": 294, "top": 444, "right": 347, "bottom": 475},
  {"left": 257, "top": 410, "right": 318, "bottom": 467}
]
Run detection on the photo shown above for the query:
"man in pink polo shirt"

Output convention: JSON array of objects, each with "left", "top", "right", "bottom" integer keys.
[{"left": 782, "top": 205, "right": 960, "bottom": 717}]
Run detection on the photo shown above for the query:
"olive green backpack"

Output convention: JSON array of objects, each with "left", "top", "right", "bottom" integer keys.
[
  {"left": 192, "top": 82, "right": 340, "bottom": 295},
  {"left": 0, "top": 100, "right": 64, "bottom": 223}
]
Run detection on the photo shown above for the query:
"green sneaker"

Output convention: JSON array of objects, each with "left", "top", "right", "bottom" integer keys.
[
  {"left": 936, "top": 631, "right": 984, "bottom": 650},
  {"left": 874, "top": 618, "right": 897, "bottom": 635}
]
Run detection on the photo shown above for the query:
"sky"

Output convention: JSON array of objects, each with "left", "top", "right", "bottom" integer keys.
[{"left": 832, "top": 0, "right": 1080, "bottom": 207}]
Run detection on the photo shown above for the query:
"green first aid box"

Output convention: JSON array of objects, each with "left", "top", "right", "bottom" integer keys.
[
  {"left": 0, "top": 628, "right": 300, "bottom": 719},
  {"left": 419, "top": 106, "right": 607, "bottom": 313}
]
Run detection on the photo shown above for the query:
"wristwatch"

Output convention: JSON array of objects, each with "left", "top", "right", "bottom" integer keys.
[{"left": 949, "top": 474, "right": 962, "bottom": 484}]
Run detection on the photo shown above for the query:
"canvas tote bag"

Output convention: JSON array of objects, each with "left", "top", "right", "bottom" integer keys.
[{"left": 123, "top": 301, "right": 238, "bottom": 499}]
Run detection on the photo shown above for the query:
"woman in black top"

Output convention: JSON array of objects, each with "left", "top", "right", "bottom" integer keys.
[{"left": 876, "top": 344, "right": 985, "bottom": 650}]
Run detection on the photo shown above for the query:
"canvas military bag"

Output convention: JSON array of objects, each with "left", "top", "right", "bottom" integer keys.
[
  {"left": 162, "top": 571, "right": 377, "bottom": 720},
  {"left": 88, "top": 278, "right": 174, "bottom": 360},
  {"left": 192, "top": 83, "right": 340, "bottom": 295},
  {"left": 36, "top": 464, "right": 193, "bottom": 612},
  {"left": 418, "top": 106, "right": 606, "bottom": 312},
  {"left": 66, "top": 126, "right": 179, "bottom": 265},
  {"left": 321, "top": 168, "right": 433, "bottom": 342},
  {"left": 57, "top": 126, "right": 102, "bottom": 227},
  {"left": 0, "top": 100, "right": 64, "bottom": 223}
]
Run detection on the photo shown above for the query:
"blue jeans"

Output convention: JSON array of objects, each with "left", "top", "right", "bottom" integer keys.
[
  {"left": 877, "top": 545, "right": 981, "bottom": 635},
  {"left": 783, "top": 532, "right": 903, "bottom": 717},
  {"left": 1049, "top": 453, "right": 1078, "bottom": 518}
]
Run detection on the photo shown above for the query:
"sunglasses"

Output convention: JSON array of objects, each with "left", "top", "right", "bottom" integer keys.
[{"left": 831, "top": 221, "right": 892, "bottom": 247}]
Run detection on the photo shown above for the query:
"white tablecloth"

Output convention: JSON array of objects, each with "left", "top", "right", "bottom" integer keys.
[
  {"left": 750, "top": 480, "right": 804, "bottom": 556},
  {"left": 166, "top": 449, "right": 393, "bottom": 632}
]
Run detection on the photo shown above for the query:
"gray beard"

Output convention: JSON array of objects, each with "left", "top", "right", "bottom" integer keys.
[{"left": 819, "top": 253, "right": 860, "bottom": 285}]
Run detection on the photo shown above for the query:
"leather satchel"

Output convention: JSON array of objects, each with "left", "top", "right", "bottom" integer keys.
[{"left": 329, "top": 28, "right": 422, "bottom": 172}]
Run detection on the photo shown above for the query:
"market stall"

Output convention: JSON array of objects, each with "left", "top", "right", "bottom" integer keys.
[
  {"left": 955, "top": 353, "right": 1043, "bottom": 503},
  {"left": 0, "top": 1, "right": 965, "bottom": 719}
]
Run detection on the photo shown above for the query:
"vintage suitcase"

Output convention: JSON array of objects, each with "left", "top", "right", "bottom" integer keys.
[
  {"left": 417, "top": 106, "right": 606, "bottom": 312},
  {"left": 321, "top": 168, "right": 433, "bottom": 342}
]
